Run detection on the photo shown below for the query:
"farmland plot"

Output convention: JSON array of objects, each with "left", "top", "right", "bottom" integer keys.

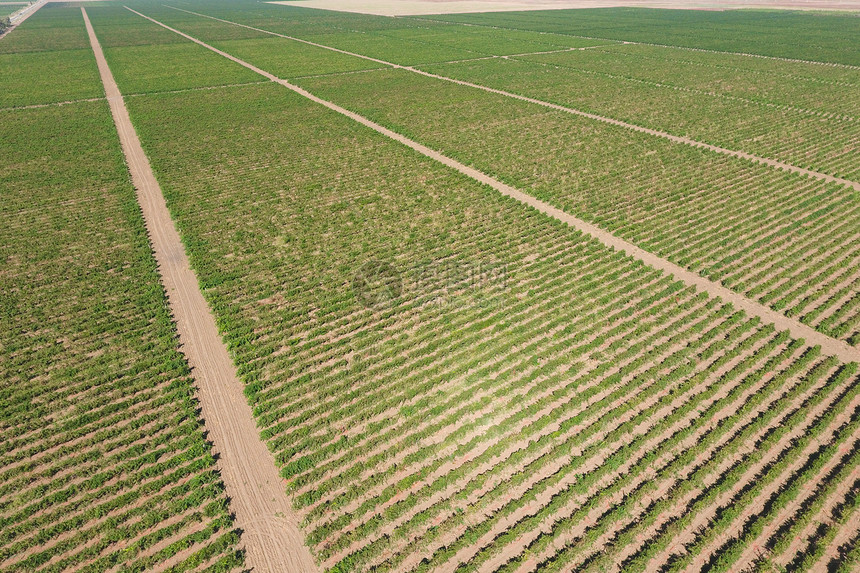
[
  {"left": 0, "top": 6, "right": 101, "bottom": 107},
  {"left": 0, "top": 3, "right": 89, "bottom": 53},
  {"left": 4, "top": 2, "right": 859, "bottom": 572},
  {"left": 86, "top": 7, "right": 260, "bottom": 95},
  {"left": 425, "top": 8, "right": 860, "bottom": 66},
  {"left": 526, "top": 43, "right": 860, "bottom": 117},
  {"left": 423, "top": 56, "right": 860, "bottom": 180},
  {"left": 291, "top": 67, "right": 860, "bottom": 345},
  {"left": 142, "top": 7, "right": 860, "bottom": 346},
  {"left": 0, "top": 5, "right": 248, "bottom": 571},
  {"left": 0, "top": 101, "right": 242, "bottom": 572},
  {"left": 88, "top": 8, "right": 860, "bottom": 570},
  {"left": 168, "top": 4, "right": 859, "bottom": 178},
  {"left": 150, "top": 3, "right": 618, "bottom": 64}
]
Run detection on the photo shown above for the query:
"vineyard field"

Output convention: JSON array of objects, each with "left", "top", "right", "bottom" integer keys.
[
  {"left": 150, "top": 2, "right": 859, "bottom": 177},
  {"left": 136, "top": 5, "right": 860, "bottom": 344},
  {"left": 88, "top": 7, "right": 260, "bottom": 94},
  {"left": 422, "top": 56, "right": 860, "bottom": 179},
  {"left": 120, "top": 75, "right": 860, "bottom": 572},
  {"left": 3, "top": 1, "right": 860, "bottom": 571},
  {"left": 0, "top": 7, "right": 243, "bottom": 567},
  {"left": 0, "top": 48, "right": 102, "bottom": 107},
  {"left": 289, "top": 59, "right": 859, "bottom": 343},
  {"left": 425, "top": 8, "right": 860, "bottom": 66},
  {"left": 0, "top": 6, "right": 102, "bottom": 108},
  {"left": 0, "top": 5, "right": 89, "bottom": 53},
  {"left": 524, "top": 45, "right": 859, "bottom": 117}
]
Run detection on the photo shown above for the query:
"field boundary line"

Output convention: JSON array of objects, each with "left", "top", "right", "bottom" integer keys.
[
  {"left": 81, "top": 8, "right": 320, "bottom": 572},
  {"left": 0, "top": 96, "right": 106, "bottom": 112},
  {"left": 126, "top": 6, "right": 860, "bottom": 366},
  {"left": 403, "top": 16, "right": 860, "bottom": 71},
  {"left": 164, "top": 5, "right": 860, "bottom": 192},
  {"left": 123, "top": 79, "right": 270, "bottom": 98}
]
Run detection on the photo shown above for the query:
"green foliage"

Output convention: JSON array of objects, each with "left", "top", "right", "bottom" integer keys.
[
  {"left": 0, "top": 48, "right": 102, "bottom": 107},
  {"left": 5, "top": 3, "right": 859, "bottom": 571},
  {"left": 298, "top": 67, "right": 860, "bottom": 344},
  {"left": 428, "top": 7, "right": 860, "bottom": 66},
  {"left": 0, "top": 12, "right": 243, "bottom": 568}
]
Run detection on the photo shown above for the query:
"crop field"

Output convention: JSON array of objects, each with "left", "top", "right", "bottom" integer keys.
[
  {"left": 0, "top": 6, "right": 243, "bottom": 572},
  {"left": 2, "top": 1, "right": 859, "bottom": 572},
  {"left": 0, "top": 4, "right": 24, "bottom": 19}
]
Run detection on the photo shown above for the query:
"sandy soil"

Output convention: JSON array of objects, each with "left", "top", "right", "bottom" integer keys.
[
  {"left": 128, "top": 7, "right": 860, "bottom": 368},
  {"left": 81, "top": 8, "right": 319, "bottom": 572},
  {"left": 267, "top": 0, "right": 860, "bottom": 16}
]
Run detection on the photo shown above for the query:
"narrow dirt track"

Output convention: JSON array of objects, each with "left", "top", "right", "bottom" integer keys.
[
  {"left": 126, "top": 8, "right": 860, "bottom": 366},
  {"left": 81, "top": 8, "right": 319, "bottom": 572},
  {"left": 166, "top": 5, "right": 860, "bottom": 193}
]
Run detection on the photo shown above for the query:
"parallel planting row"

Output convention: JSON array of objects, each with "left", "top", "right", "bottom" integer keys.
[
  {"left": 157, "top": 0, "right": 860, "bottom": 179},
  {"left": 89, "top": 5, "right": 860, "bottom": 571},
  {"left": 140, "top": 2, "right": 860, "bottom": 346},
  {"left": 426, "top": 7, "right": 860, "bottom": 67},
  {"left": 423, "top": 54, "right": 860, "bottom": 181},
  {"left": 0, "top": 5, "right": 242, "bottom": 571}
]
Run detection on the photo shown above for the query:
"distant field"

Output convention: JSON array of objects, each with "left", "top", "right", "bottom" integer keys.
[
  {"left": 0, "top": 4, "right": 24, "bottom": 20},
  {"left": 2, "top": 1, "right": 859, "bottom": 572}
]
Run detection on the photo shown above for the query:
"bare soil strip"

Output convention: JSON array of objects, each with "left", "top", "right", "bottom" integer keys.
[
  {"left": 81, "top": 8, "right": 319, "bottom": 572},
  {"left": 128, "top": 5, "right": 860, "bottom": 380},
  {"left": 166, "top": 6, "right": 860, "bottom": 192}
]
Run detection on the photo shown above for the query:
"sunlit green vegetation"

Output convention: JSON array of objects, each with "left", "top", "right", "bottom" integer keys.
[
  {"left": 4, "top": 2, "right": 859, "bottom": 571},
  {"left": 0, "top": 99, "right": 243, "bottom": 573}
]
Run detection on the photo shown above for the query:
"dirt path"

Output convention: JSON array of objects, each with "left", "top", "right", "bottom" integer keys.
[
  {"left": 127, "top": 6, "right": 860, "bottom": 366},
  {"left": 81, "top": 8, "right": 319, "bottom": 572},
  {"left": 166, "top": 6, "right": 860, "bottom": 193}
]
